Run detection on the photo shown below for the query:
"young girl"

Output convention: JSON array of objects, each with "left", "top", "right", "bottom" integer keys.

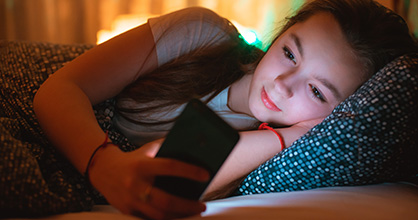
[{"left": 2, "top": 0, "right": 414, "bottom": 219}]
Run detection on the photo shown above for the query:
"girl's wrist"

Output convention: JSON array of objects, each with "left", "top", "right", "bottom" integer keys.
[
  {"left": 258, "top": 123, "right": 285, "bottom": 151},
  {"left": 85, "top": 140, "right": 123, "bottom": 190},
  {"left": 84, "top": 132, "right": 111, "bottom": 187}
]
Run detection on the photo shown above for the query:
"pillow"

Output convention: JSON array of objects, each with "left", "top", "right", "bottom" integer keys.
[{"left": 235, "top": 54, "right": 418, "bottom": 195}]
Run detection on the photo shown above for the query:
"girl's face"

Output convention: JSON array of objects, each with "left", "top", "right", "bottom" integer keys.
[{"left": 249, "top": 12, "right": 365, "bottom": 126}]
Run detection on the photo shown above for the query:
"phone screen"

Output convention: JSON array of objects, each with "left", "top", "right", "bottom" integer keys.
[{"left": 154, "top": 99, "right": 240, "bottom": 200}]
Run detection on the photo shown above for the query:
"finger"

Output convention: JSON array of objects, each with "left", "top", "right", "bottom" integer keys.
[
  {"left": 146, "top": 186, "right": 207, "bottom": 217},
  {"left": 138, "top": 138, "right": 165, "bottom": 158},
  {"left": 129, "top": 185, "right": 206, "bottom": 220},
  {"left": 150, "top": 158, "right": 210, "bottom": 182},
  {"left": 111, "top": 187, "right": 165, "bottom": 220},
  {"left": 129, "top": 200, "right": 166, "bottom": 220}
]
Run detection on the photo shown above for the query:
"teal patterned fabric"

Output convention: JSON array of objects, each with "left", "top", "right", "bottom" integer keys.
[{"left": 235, "top": 54, "right": 418, "bottom": 195}]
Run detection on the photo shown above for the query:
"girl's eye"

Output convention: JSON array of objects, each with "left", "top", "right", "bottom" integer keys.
[
  {"left": 283, "top": 46, "right": 296, "bottom": 64},
  {"left": 310, "top": 84, "right": 326, "bottom": 102}
]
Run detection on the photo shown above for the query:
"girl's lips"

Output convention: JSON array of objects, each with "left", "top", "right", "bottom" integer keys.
[{"left": 261, "top": 88, "right": 282, "bottom": 112}]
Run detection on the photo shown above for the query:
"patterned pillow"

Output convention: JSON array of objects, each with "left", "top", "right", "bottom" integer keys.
[{"left": 236, "top": 54, "right": 418, "bottom": 195}]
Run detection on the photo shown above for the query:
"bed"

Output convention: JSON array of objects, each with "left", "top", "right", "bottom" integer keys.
[
  {"left": 1, "top": 40, "right": 417, "bottom": 219},
  {"left": 5, "top": 182, "right": 418, "bottom": 219}
]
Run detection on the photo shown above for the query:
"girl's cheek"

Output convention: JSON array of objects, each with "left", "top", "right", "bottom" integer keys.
[
  {"left": 308, "top": 105, "right": 330, "bottom": 120},
  {"left": 297, "top": 99, "right": 323, "bottom": 120}
]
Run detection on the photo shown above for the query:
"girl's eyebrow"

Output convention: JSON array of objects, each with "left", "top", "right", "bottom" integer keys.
[
  {"left": 290, "top": 33, "right": 304, "bottom": 58},
  {"left": 290, "top": 33, "right": 342, "bottom": 101},
  {"left": 314, "top": 75, "right": 342, "bottom": 100}
]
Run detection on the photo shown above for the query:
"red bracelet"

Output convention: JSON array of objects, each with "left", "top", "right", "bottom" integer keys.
[
  {"left": 84, "top": 131, "right": 111, "bottom": 188},
  {"left": 258, "top": 123, "right": 285, "bottom": 151}
]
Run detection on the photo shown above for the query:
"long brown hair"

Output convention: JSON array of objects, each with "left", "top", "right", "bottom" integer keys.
[{"left": 116, "top": 24, "right": 264, "bottom": 125}]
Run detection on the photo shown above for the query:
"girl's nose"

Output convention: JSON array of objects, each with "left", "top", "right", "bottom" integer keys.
[{"left": 274, "top": 71, "right": 294, "bottom": 98}]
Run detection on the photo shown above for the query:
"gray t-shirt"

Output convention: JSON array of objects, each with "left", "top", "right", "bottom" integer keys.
[{"left": 113, "top": 7, "right": 259, "bottom": 146}]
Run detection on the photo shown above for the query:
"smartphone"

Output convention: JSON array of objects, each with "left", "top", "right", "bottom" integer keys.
[{"left": 154, "top": 98, "right": 240, "bottom": 200}]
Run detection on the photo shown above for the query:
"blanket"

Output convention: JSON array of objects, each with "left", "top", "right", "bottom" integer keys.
[{"left": 0, "top": 41, "right": 95, "bottom": 217}]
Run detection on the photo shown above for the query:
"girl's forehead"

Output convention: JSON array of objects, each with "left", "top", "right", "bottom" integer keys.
[
  {"left": 273, "top": 13, "right": 365, "bottom": 103},
  {"left": 289, "top": 12, "right": 340, "bottom": 35},
  {"left": 272, "top": 13, "right": 344, "bottom": 53}
]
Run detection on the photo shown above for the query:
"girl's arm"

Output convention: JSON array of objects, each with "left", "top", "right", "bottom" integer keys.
[
  {"left": 34, "top": 23, "right": 157, "bottom": 173},
  {"left": 138, "top": 119, "right": 321, "bottom": 201},
  {"left": 202, "top": 119, "right": 323, "bottom": 198},
  {"left": 33, "top": 23, "right": 207, "bottom": 219}
]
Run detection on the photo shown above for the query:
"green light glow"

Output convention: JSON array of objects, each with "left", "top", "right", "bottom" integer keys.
[
  {"left": 241, "top": 30, "right": 258, "bottom": 45},
  {"left": 232, "top": 20, "right": 262, "bottom": 48},
  {"left": 291, "top": 0, "right": 305, "bottom": 12}
]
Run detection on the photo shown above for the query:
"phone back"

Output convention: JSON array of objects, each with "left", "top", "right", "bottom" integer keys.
[{"left": 154, "top": 99, "right": 240, "bottom": 200}]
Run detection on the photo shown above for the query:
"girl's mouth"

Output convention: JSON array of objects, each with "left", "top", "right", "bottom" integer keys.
[{"left": 261, "top": 87, "right": 282, "bottom": 112}]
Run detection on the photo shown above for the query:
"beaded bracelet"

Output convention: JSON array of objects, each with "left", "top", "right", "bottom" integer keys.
[
  {"left": 258, "top": 123, "right": 285, "bottom": 151},
  {"left": 84, "top": 131, "right": 112, "bottom": 188}
]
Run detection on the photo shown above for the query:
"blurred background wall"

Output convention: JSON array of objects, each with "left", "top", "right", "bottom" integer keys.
[{"left": 0, "top": 0, "right": 416, "bottom": 47}]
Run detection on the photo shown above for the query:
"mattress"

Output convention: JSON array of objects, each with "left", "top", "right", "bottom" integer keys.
[{"left": 7, "top": 182, "right": 418, "bottom": 220}]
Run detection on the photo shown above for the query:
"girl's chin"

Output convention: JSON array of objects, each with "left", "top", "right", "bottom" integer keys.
[
  {"left": 254, "top": 112, "right": 276, "bottom": 124},
  {"left": 250, "top": 102, "right": 279, "bottom": 122}
]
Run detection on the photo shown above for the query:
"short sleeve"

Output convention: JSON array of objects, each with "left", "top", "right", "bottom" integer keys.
[{"left": 148, "top": 7, "right": 238, "bottom": 66}]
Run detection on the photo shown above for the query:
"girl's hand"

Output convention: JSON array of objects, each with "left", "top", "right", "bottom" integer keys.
[{"left": 87, "top": 139, "right": 209, "bottom": 220}]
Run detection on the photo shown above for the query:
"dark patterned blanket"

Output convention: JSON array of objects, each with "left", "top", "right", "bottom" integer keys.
[{"left": 0, "top": 41, "right": 96, "bottom": 217}]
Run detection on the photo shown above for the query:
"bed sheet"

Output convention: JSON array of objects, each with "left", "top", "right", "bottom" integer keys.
[{"left": 6, "top": 182, "right": 418, "bottom": 220}]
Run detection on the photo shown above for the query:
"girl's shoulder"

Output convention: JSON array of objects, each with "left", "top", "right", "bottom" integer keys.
[
  {"left": 148, "top": 7, "right": 235, "bottom": 33},
  {"left": 148, "top": 7, "right": 239, "bottom": 66}
]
